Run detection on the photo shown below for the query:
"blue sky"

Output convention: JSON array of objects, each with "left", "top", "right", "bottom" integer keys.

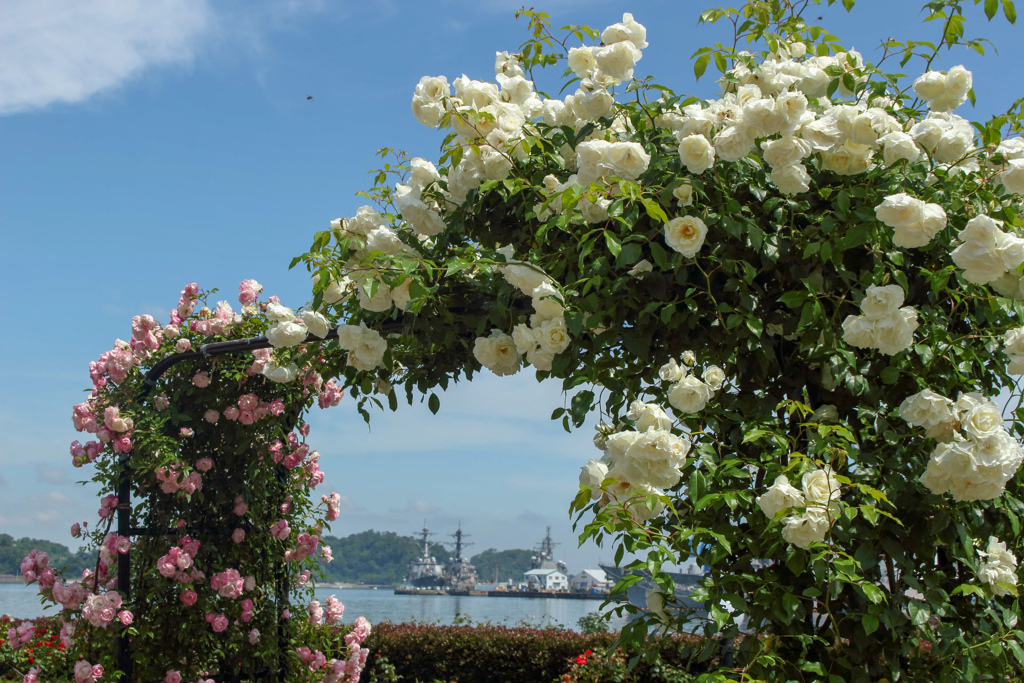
[{"left": 0, "top": 0, "right": 1021, "bottom": 571}]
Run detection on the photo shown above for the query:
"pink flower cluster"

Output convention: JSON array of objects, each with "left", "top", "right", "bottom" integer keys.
[
  {"left": 131, "top": 314, "right": 163, "bottom": 353},
  {"left": 164, "top": 671, "right": 182, "bottom": 683},
  {"left": 71, "top": 400, "right": 132, "bottom": 460},
  {"left": 297, "top": 647, "right": 327, "bottom": 672},
  {"left": 270, "top": 519, "right": 290, "bottom": 540},
  {"left": 220, "top": 392, "right": 280, "bottom": 425},
  {"left": 170, "top": 282, "right": 199, "bottom": 324},
  {"left": 24, "top": 667, "right": 39, "bottom": 683},
  {"left": 190, "top": 301, "right": 240, "bottom": 338},
  {"left": 6, "top": 621, "right": 35, "bottom": 649},
  {"left": 241, "top": 598, "right": 255, "bottom": 623},
  {"left": 210, "top": 568, "right": 244, "bottom": 599},
  {"left": 285, "top": 532, "right": 320, "bottom": 563},
  {"left": 156, "top": 464, "right": 203, "bottom": 495},
  {"left": 157, "top": 538, "right": 204, "bottom": 584},
  {"left": 20, "top": 550, "right": 51, "bottom": 584},
  {"left": 308, "top": 595, "right": 344, "bottom": 626},
  {"left": 205, "top": 613, "right": 229, "bottom": 633},
  {"left": 74, "top": 661, "right": 103, "bottom": 683},
  {"left": 52, "top": 579, "right": 90, "bottom": 610},
  {"left": 323, "top": 640, "right": 370, "bottom": 683},
  {"left": 97, "top": 495, "right": 118, "bottom": 519},
  {"left": 89, "top": 342, "right": 137, "bottom": 388},
  {"left": 238, "top": 279, "right": 263, "bottom": 305},
  {"left": 323, "top": 492, "right": 342, "bottom": 521},
  {"left": 318, "top": 379, "right": 345, "bottom": 409},
  {"left": 81, "top": 591, "right": 123, "bottom": 628}
]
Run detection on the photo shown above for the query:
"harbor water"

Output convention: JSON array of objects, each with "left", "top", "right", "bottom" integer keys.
[{"left": 0, "top": 583, "right": 627, "bottom": 630}]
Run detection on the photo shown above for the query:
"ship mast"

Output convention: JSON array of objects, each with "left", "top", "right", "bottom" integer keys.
[{"left": 417, "top": 520, "right": 434, "bottom": 560}]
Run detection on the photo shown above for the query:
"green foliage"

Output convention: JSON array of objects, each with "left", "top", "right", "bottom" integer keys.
[{"left": 468, "top": 548, "right": 535, "bottom": 584}]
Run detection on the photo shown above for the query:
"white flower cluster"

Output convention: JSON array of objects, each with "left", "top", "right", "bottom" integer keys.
[
  {"left": 950, "top": 215, "right": 1024, "bottom": 289},
  {"left": 873, "top": 193, "right": 947, "bottom": 249},
  {"left": 664, "top": 215, "right": 708, "bottom": 258},
  {"left": 841, "top": 284, "right": 918, "bottom": 355},
  {"left": 473, "top": 246, "right": 572, "bottom": 375},
  {"left": 328, "top": 206, "right": 420, "bottom": 313},
  {"left": 576, "top": 140, "right": 651, "bottom": 186},
  {"left": 535, "top": 173, "right": 611, "bottom": 224},
  {"left": 395, "top": 158, "right": 446, "bottom": 237},
  {"left": 265, "top": 302, "right": 330, "bottom": 350},
  {"left": 1003, "top": 327, "right": 1024, "bottom": 374},
  {"left": 901, "top": 389, "right": 1024, "bottom": 501},
  {"left": 977, "top": 536, "right": 1019, "bottom": 597},
  {"left": 579, "top": 399, "right": 688, "bottom": 523},
  {"left": 336, "top": 322, "right": 388, "bottom": 372},
  {"left": 756, "top": 468, "right": 841, "bottom": 549},
  {"left": 912, "top": 65, "right": 973, "bottom": 113},
  {"left": 994, "top": 137, "right": 1024, "bottom": 195},
  {"left": 660, "top": 356, "right": 725, "bottom": 415}
]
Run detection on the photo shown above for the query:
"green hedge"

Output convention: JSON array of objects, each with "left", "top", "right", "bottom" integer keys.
[{"left": 362, "top": 622, "right": 715, "bottom": 683}]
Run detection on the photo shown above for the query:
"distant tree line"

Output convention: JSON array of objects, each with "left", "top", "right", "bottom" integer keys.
[{"left": 1, "top": 531, "right": 539, "bottom": 587}]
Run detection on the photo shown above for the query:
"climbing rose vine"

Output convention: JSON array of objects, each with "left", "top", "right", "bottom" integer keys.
[{"left": 286, "top": 1, "right": 1024, "bottom": 680}]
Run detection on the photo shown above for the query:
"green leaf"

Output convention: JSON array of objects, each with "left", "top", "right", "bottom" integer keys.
[
  {"left": 713, "top": 52, "right": 728, "bottom": 74},
  {"left": 778, "top": 291, "right": 808, "bottom": 308},
  {"left": 1005, "top": 0, "right": 1018, "bottom": 24},
  {"left": 842, "top": 0, "right": 855, "bottom": 9},
  {"left": 428, "top": 393, "right": 440, "bottom": 415},
  {"left": 570, "top": 390, "right": 594, "bottom": 427},
  {"left": 986, "top": 0, "right": 999, "bottom": 20},
  {"left": 860, "top": 583, "right": 885, "bottom": 604},
  {"left": 862, "top": 614, "right": 879, "bottom": 636},
  {"left": 694, "top": 53, "right": 711, "bottom": 80},
  {"left": 1007, "top": 640, "right": 1024, "bottom": 665},
  {"left": 604, "top": 231, "right": 622, "bottom": 257}
]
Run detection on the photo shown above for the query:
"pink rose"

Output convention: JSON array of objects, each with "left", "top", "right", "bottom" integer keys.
[
  {"left": 175, "top": 339, "right": 191, "bottom": 353},
  {"left": 223, "top": 405, "right": 240, "bottom": 421},
  {"left": 192, "top": 372, "right": 211, "bottom": 388},
  {"left": 211, "top": 614, "right": 228, "bottom": 632},
  {"left": 180, "top": 590, "right": 197, "bottom": 606},
  {"left": 232, "top": 528, "right": 245, "bottom": 544},
  {"left": 196, "top": 458, "right": 214, "bottom": 472},
  {"left": 164, "top": 671, "right": 182, "bottom": 683},
  {"left": 118, "top": 610, "right": 133, "bottom": 626},
  {"left": 71, "top": 523, "right": 81, "bottom": 537},
  {"left": 203, "top": 410, "right": 220, "bottom": 424},
  {"left": 238, "top": 410, "right": 255, "bottom": 425}
]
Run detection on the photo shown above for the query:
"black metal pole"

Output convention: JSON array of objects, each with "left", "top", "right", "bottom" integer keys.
[{"left": 117, "top": 452, "right": 133, "bottom": 682}]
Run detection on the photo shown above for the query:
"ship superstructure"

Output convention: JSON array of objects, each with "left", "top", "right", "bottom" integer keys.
[
  {"left": 530, "top": 526, "right": 568, "bottom": 574},
  {"left": 404, "top": 521, "right": 445, "bottom": 588},
  {"left": 442, "top": 524, "right": 478, "bottom": 589}
]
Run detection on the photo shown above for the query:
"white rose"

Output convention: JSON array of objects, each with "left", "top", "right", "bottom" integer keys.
[
  {"left": 262, "top": 362, "right": 299, "bottom": 383},
  {"left": 899, "top": 389, "right": 956, "bottom": 429},
  {"left": 667, "top": 375, "right": 713, "bottom": 414},
  {"left": 512, "top": 323, "right": 539, "bottom": 355},
  {"left": 977, "top": 536, "right": 1019, "bottom": 596},
  {"left": 319, "top": 276, "right": 351, "bottom": 305},
  {"left": 645, "top": 589, "right": 671, "bottom": 624},
  {"left": 408, "top": 157, "right": 441, "bottom": 190},
  {"left": 781, "top": 508, "right": 832, "bottom": 549},
  {"left": 297, "top": 311, "right": 329, "bottom": 339},
  {"left": 713, "top": 125, "right": 754, "bottom": 162},
  {"left": 960, "top": 398, "right": 1005, "bottom": 440},
  {"left": 579, "top": 459, "right": 609, "bottom": 499},
  {"left": 605, "top": 481, "right": 665, "bottom": 522},
  {"left": 601, "top": 12, "right": 648, "bottom": 50},
  {"left": 1004, "top": 327, "right": 1024, "bottom": 355},
  {"left": 774, "top": 91, "right": 808, "bottom": 129},
  {"left": 874, "top": 194, "right": 924, "bottom": 228},
  {"left": 678, "top": 134, "right": 716, "bottom": 175},
  {"left": 880, "top": 131, "right": 921, "bottom": 166},
  {"left": 771, "top": 163, "right": 810, "bottom": 195},
  {"left": 673, "top": 183, "right": 694, "bottom": 206},
  {"left": 892, "top": 203, "right": 947, "bottom": 249},
  {"left": 756, "top": 475, "right": 805, "bottom": 519},
  {"left": 265, "top": 302, "right": 295, "bottom": 323},
  {"left": 411, "top": 75, "right": 450, "bottom": 128},
  {"left": 473, "top": 330, "right": 521, "bottom": 377},
  {"left": 605, "top": 142, "right": 651, "bottom": 180},
  {"left": 802, "top": 467, "right": 841, "bottom": 505},
  {"left": 573, "top": 86, "right": 615, "bottom": 121},
  {"left": 356, "top": 278, "right": 393, "bottom": 312},
  {"left": 568, "top": 47, "right": 597, "bottom": 78},
  {"left": 531, "top": 282, "right": 564, "bottom": 322},
  {"left": 266, "top": 321, "right": 307, "bottom": 348},
  {"left": 934, "top": 124, "right": 973, "bottom": 163},
  {"left": 627, "top": 400, "right": 674, "bottom": 432},
  {"left": 681, "top": 350, "right": 696, "bottom": 366},
  {"left": 537, "top": 317, "right": 571, "bottom": 354},
  {"left": 841, "top": 315, "right": 875, "bottom": 349},
  {"left": 525, "top": 345, "right": 555, "bottom": 371},
  {"left": 390, "top": 278, "right": 413, "bottom": 310},
  {"left": 349, "top": 329, "right": 387, "bottom": 372},
  {"left": 702, "top": 365, "right": 726, "bottom": 391},
  {"left": 872, "top": 307, "right": 919, "bottom": 355},
  {"left": 742, "top": 98, "right": 785, "bottom": 136},
  {"left": 658, "top": 359, "right": 685, "bottom": 383},
  {"left": 760, "top": 136, "right": 812, "bottom": 168},
  {"left": 998, "top": 159, "right": 1024, "bottom": 195},
  {"left": 913, "top": 70, "right": 947, "bottom": 102},
  {"left": 822, "top": 141, "right": 873, "bottom": 175},
  {"left": 800, "top": 117, "right": 843, "bottom": 151},
  {"left": 593, "top": 41, "right": 641, "bottom": 83},
  {"left": 945, "top": 65, "right": 973, "bottom": 99},
  {"left": 628, "top": 259, "right": 654, "bottom": 278},
  {"left": 664, "top": 216, "right": 708, "bottom": 258},
  {"left": 859, "top": 284, "right": 905, "bottom": 318}
]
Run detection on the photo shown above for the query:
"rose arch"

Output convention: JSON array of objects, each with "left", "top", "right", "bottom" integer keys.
[{"left": 15, "top": 1, "right": 1024, "bottom": 682}]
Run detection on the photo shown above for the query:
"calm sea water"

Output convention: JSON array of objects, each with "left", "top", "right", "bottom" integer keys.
[{"left": 0, "top": 583, "right": 625, "bottom": 630}]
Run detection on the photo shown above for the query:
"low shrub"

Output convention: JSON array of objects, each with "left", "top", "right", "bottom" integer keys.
[{"left": 361, "top": 622, "right": 714, "bottom": 683}]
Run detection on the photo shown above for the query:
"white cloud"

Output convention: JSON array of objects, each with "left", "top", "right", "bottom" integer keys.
[
  {"left": 0, "top": 0, "right": 213, "bottom": 115},
  {"left": 35, "top": 464, "right": 68, "bottom": 485}
]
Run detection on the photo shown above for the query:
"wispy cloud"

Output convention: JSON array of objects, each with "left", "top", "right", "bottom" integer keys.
[
  {"left": 0, "top": 0, "right": 214, "bottom": 115},
  {"left": 35, "top": 464, "right": 68, "bottom": 485}
]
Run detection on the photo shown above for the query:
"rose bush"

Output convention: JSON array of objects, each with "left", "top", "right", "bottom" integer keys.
[
  {"left": 18, "top": 283, "right": 370, "bottom": 682},
  {"left": 283, "top": 1, "right": 1024, "bottom": 680}
]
